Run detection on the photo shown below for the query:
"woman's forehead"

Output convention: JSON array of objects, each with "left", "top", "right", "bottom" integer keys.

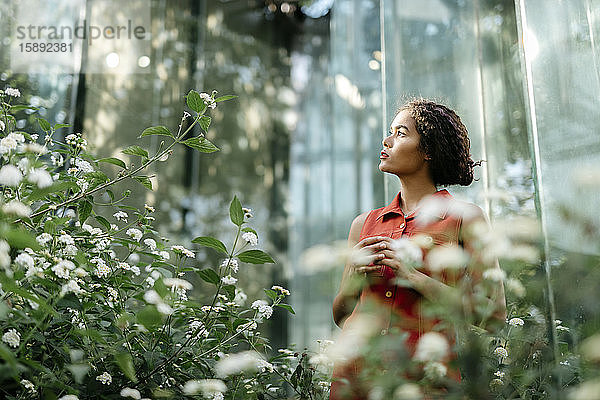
[{"left": 390, "top": 109, "right": 415, "bottom": 129}]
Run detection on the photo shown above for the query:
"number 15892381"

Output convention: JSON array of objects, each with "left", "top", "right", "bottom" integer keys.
[{"left": 19, "top": 42, "right": 72, "bottom": 52}]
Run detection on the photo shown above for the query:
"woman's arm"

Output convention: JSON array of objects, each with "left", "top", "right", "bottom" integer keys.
[
  {"left": 332, "top": 212, "right": 367, "bottom": 328},
  {"left": 332, "top": 212, "right": 389, "bottom": 328}
]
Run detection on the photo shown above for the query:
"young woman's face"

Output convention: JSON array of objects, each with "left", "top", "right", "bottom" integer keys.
[{"left": 379, "top": 109, "right": 429, "bottom": 177}]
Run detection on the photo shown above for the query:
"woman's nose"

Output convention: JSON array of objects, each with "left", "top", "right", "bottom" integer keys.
[{"left": 382, "top": 135, "right": 392, "bottom": 148}]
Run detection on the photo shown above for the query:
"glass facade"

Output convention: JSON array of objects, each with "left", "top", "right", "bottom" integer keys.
[{"left": 2, "top": 0, "right": 599, "bottom": 359}]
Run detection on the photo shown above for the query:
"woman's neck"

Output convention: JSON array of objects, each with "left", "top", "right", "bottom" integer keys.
[{"left": 398, "top": 177, "right": 438, "bottom": 215}]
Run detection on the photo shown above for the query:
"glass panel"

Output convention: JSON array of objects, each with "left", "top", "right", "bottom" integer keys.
[
  {"left": 515, "top": 0, "right": 600, "bottom": 350},
  {"left": 288, "top": 0, "right": 383, "bottom": 347}
]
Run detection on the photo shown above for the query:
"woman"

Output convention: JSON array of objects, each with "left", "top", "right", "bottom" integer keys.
[{"left": 330, "top": 99, "right": 506, "bottom": 399}]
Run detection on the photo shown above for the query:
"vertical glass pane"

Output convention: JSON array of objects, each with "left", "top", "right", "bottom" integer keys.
[{"left": 516, "top": 0, "right": 600, "bottom": 348}]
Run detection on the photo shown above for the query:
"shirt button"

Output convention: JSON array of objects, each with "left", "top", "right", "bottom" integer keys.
[
  {"left": 385, "top": 290, "right": 393, "bottom": 298},
  {"left": 381, "top": 329, "right": 388, "bottom": 335}
]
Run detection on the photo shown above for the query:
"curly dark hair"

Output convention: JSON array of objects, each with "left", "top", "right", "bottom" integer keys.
[{"left": 399, "top": 98, "right": 481, "bottom": 186}]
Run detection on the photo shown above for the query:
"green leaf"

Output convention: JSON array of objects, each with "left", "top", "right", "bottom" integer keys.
[
  {"left": 10, "top": 104, "right": 37, "bottom": 112},
  {"left": 238, "top": 250, "right": 275, "bottom": 264},
  {"left": 154, "top": 279, "right": 168, "bottom": 298},
  {"left": 191, "top": 236, "right": 228, "bottom": 255},
  {"left": 37, "top": 117, "right": 51, "bottom": 132},
  {"left": 97, "top": 157, "right": 127, "bottom": 169},
  {"left": 94, "top": 215, "right": 111, "bottom": 231},
  {"left": 139, "top": 125, "right": 173, "bottom": 138},
  {"left": 229, "top": 195, "right": 244, "bottom": 227},
  {"left": 1, "top": 228, "right": 40, "bottom": 250},
  {"left": 275, "top": 303, "right": 295, "bottom": 315},
  {"left": 53, "top": 123, "right": 70, "bottom": 130},
  {"left": 181, "top": 137, "right": 219, "bottom": 153},
  {"left": 215, "top": 94, "right": 237, "bottom": 102},
  {"left": 0, "top": 343, "right": 18, "bottom": 370},
  {"left": 78, "top": 199, "right": 92, "bottom": 223},
  {"left": 133, "top": 176, "right": 153, "bottom": 190},
  {"left": 242, "top": 227, "right": 257, "bottom": 236},
  {"left": 84, "top": 171, "right": 109, "bottom": 183},
  {"left": 264, "top": 289, "right": 278, "bottom": 301},
  {"left": 199, "top": 116, "right": 211, "bottom": 132},
  {"left": 197, "top": 268, "right": 220, "bottom": 285},
  {"left": 115, "top": 352, "right": 138, "bottom": 382},
  {"left": 186, "top": 90, "right": 207, "bottom": 114},
  {"left": 122, "top": 145, "right": 149, "bottom": 158},
  {"left": 26, "top": 181, "right": 78, "bottom": 202}
]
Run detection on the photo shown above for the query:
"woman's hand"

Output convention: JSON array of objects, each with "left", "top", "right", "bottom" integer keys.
[
  {"left": 348, "top": 236, "right": 391, "bottom": 275},
  {"left": 370, "top": 238, "right": 420, "bottom": 280}
]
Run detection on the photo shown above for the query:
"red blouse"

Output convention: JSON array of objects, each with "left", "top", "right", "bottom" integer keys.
[{"left": 330, "top": 189, "right": 464, "bottom": 400}]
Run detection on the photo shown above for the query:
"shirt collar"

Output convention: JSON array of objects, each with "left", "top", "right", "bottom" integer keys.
[{"left": 374, "top": 189, "right": 452, "bottom": 221}]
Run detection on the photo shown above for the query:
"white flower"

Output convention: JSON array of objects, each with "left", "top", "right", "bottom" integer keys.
[
  {"left": 14, "top": 253, "right": 34, "bottom": 269},
  {"left": 0, "top": 240, "right": 11, "bottom": 269},
  {"left": 58, "top": 396, "right": 79, "bottom": 400},
  {"left": 143, "top": 238, "right": 157, "bottom": 251},
  {"left": 2, "top": 328, "right": 20, "bottom": 348},
  {"left": 171, "top": 245, "right": 195, "bottom": 258},
  {"left": 163, "top": 277, "right": 193, "bottom": 290},
  {"left": 96, "top": 372, "right": 112, "bottom": 385},
  {"left": 390, "top": 238, "right": 423, "bottom": 266},
  {"left": 0, "top": 120, "right": 4, "bottom": 131},
  {"left": 28, "top": 168, "right": 53, "bottom": 188},
  {"left": 508, "top": 317, "right": 524, "bottom": 327},
  {"left": 242, "top": 232, "right": 258, "bottom": 246},
  {"left": 200, "top": 92, "right": 217, "bottom": 109},
  {"left": 143, "top": 290, "right": 162, "bottom": 304},
  {"left": 183, "top": 379, "right": 227, "bottom": 396},
  {"left": 423, "top": 361, "right": 447, "bottom": 380},
  {"left": 120, "top": 387, "right": 141, "bottom": 399},
  {"left": 52, "top": 260, "right": 75, "bottom": 279},
  {"left": 215, "top": 351, "right": 262, "bottom": 377},
  {"left": 126, "top": 228, "right": 143, "bottom": 241},
  {"left": 557, "top": 325, "right": 570, "bottom": 332},
  {"left": 393, "top": 383, "right": 423, "bottom": 400},
  {"left": 271, "top": 285, "right": 291, "bottom": 296},
  {"left": 58, "top": 233, "right": 75, "bottom": 246},
  {"left": 234, "top": 289, "right": 247, "bottom": 306},
  {"left": 60, "top": 280, "right": 83, "bottom": 296},
  {"left": 505, "top": 278, "right": 526, "bottom": 298},
  {"left": 20, "top": 379, "right": 35, "bottom": 393},
  {"left": 73, "top": 158, "right": 93, "bottom": 173},
  {"left": 144, "top": 203, "right": 155, "bottom": 213},
  {"left": 425, "top": 245, "right": 469, "bottom": 272},
  {"left": 494, "top": 370, "right": 505, "bottom": 378},
  {"left": 5, "top": 87, "right": 21, "bottom": 97},
  {"left": 36, "top": 233, "right": 53, "bottom": 246},
  {"left": 221, "top": 275, "right": 237, "bottom": 285},
  {"left": 413, "top": 332, "right": 449, "bottom": 362},
  {"left": 221, "top": 258, "right": 239, "bottom": 273},
  {"left": 24, "top": 142, "right": 47, "bottom": 154},
  {"left": 494, "top": 347, "right": 508, "bottom": 359},
  {"left": 113, "top": 211, "right": 128, "bottom": 222},
  {"left": 251, "top": 299, "right": 273, "bottom": 319},
  {"left": 156, "top": 302, "right": 173, "bottom": 315},
  {"left": 0, "top": 165, "right": 23, "bottom": 186},
  {"left": 257, "top": 359, "right": 274, "bottom": 372},
  {"left": 158, "top": 250, "right": 170, "bottom": 260},
  {"left": 483, "top": 268, "right": 507, "bottom": 282},
  {"left": 3, "top": 200, "right": 32, "bottom": 217}
]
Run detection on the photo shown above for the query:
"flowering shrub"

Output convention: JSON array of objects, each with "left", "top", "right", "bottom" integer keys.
[{"left": 0, "top": 87, "right": 330, "bottom": 399}]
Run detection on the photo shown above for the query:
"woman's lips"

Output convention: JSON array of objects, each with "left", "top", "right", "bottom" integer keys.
[{"left": 380, "top": 151, "right": 389, "bottom": 159}]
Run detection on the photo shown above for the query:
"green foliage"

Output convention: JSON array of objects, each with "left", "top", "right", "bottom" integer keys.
[{"left": 0, "top": 88, "right": 327, "bottom": 399}]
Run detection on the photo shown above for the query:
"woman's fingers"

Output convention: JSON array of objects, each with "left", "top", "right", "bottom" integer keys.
[
  {"left": 356, "top": 236, "right": 391, "bottom": 249},
  {"left": 355, "top": 265, "right": 382, "bottom": 274}
]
